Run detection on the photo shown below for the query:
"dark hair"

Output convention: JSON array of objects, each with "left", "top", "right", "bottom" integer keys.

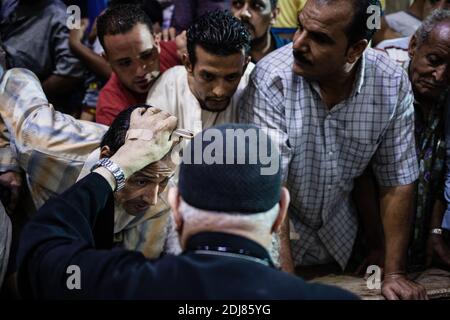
[
  {"left": 97, "top": 4, "right": 153, "bottom": 52},
  {"left": 270, "top": 0, "right": 278, "bottom": 9},
  {"left": 346, "top": 0, "right": 381, "bottom": 46},
  {"left": 186, "top": 10, "right": 251, "bottom": 67},
  {"left": 108, "top": 0, "right": 163, "bottom": 26},
  {"left": 100, "top": 104, "right": 151, "bottom": 154}
]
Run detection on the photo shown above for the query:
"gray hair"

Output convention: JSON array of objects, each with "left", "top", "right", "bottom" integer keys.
[
  {"left": 415, "top": 9, "right": 450, "bottom": 46},
  {"left": 179, "top": 201, "right": 281, "bottom": 264},
  {"left": 179, "top": 201, "right": 280, "bottom": 233}
]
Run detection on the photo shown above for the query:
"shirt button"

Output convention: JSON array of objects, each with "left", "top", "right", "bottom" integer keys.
[{"left": 328, "top": 151, "right": 333, "bottom": 156}]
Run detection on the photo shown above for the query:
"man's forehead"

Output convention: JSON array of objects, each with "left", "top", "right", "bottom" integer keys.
[
  {"left": 300, "top": 0, "right": 352, "bottom": 34},
  {"left": 194, "top": 46, "right": 247, "bottom": 71},
  {"left": 137, "top": 159, "right": 175, "bottom": 177}
]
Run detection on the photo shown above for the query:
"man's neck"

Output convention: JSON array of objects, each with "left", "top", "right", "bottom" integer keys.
[{"left": 317, "top": 62, "right": 360, "bottom": 110}]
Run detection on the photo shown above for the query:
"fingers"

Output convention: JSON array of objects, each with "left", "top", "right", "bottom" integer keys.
[{"left": 162, "top": 28, "right": 169, "bottom": 42}]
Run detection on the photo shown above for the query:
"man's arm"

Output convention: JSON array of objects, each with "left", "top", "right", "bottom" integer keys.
[
  {"left": 42, "top": 74, "right": 82, "bottom": 103},
  {"left": 17, "top": 108, "right": 178, "bottom": 299}
]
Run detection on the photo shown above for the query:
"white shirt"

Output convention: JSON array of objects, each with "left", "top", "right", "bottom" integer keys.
[{"left": 146, "top": 64, "right": 255, "bottom": 134}]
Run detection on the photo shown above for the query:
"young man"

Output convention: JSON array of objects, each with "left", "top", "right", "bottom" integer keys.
[
  {"left": 230, "top": 0, "right": 291, "bottom": 62},
  {"left": 146, "top": 10, "right": 253, "bottom": 133},
  {"left": 239, "top": 0, "right": 427, "bottom": 300},
  {"left": 95, "top": 4, "right": 180, "bottom": 126},
  {"left": 16, "top": 122, "right": 357, "bottom": 300}
]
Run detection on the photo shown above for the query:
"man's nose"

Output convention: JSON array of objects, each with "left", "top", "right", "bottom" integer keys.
[
  {"left": 135, "top": 59, "right": 148, "bottom": 77},
  {"left": 293, "top": 30, "right": 309, "bottom": 53},
  {"left": 142, "top": 184, "right": 159, "bottom": 205},
  {"left": 212, "top": 83, "right": 227, "bottom": 98},
  {"left": 239, "top": 3, "right": 251, "bottom": 20},
  {"left": 434, "top": 64, "right": 449, "bottom": 84}
]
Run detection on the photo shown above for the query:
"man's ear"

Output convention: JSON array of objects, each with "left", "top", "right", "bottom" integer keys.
[
  {"left": 242, "top": 55, "right": 252, "bottom": 73},
  {"left": 183, "top": 53, "right": 193, "bottom": 74},
  {"left": 100, "top": 145, "right": 112, "bottom": 159},
  {"left": 102, "top": 52, "right": 110, "bottom": 64},
  {"left": 408, "top": 35, "right": 418, "bottom": 60},
  {"left": 168, "top": 187, "right": 183, "bottom": 232},
  {"left": 272, "top": 187, "right": 290, "bottom": 233},
  {"left": 270, "top": 6, "right": 280, "bottom": 25},
  {"left": 347, "top": 39, "right": 368, "bottom": 64}
]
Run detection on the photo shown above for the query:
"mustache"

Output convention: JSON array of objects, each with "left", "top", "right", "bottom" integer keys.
[{"left": 293, "top": 50, "right": 313, "bottom": 66}]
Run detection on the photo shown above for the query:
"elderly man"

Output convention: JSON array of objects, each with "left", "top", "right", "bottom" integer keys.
[
  {"left": 0, "top": 68, "right": 180, "bottom": 259},
  {"left": 239, "top": 0, "right": 427, "bottom": 299},
  {"left": 230, "top": 0, "right": 290, "bottom": 62},
  {"left": 373, "top": 10, "right": 450, "bottom": 269},
  {"left": 16, "top": 121, "right": 357, "bottom": 299}
]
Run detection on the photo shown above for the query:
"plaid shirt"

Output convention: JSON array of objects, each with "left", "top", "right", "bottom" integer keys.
[
  {"left": 0, "top": 68, "right": 107, "bottom": 209},
  {"left": 239, "top": 44, "right": 419, "bottom": 269}
]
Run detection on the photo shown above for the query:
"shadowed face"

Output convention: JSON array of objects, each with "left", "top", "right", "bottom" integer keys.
[
  {"left": 186, "top": 46, "right": 249, "bottom": 112},
  {"left": 115, "top": 157, "right": 175, "bottom": 216},
  {"left": 231, "top": 0, "right": 276, "bottom": 41},
  {"left": 409, "top": 22, "right": 450, "bottom": 101},
  {"left": 292, "top": 0, "right": 354, "bottom": 81}
]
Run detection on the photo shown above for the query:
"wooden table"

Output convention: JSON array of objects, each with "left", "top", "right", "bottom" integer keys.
[{"left": 311, "top": 268, "right": 450, "bottom": 300}]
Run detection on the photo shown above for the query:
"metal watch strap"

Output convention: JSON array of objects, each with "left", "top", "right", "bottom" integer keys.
[
  {"left": 430, "top": 228, "right": 443, "bottom": 235},
  {"left": 91, "top": 158, "right": 126, "bottom": 191}
]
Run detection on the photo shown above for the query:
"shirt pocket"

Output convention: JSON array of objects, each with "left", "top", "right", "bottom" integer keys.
[{"left": 338, "top": 135, "right": 379, "bottom": 179}]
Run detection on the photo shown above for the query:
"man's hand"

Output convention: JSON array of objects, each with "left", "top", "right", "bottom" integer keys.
[
  {"left": 0, "top": 171, "right": 22, "bottom": 211},
  {"left": 175, "top": 31, "right": 187, "bottom": 61},
  {"left": 426, "top": 234, "right": 450, "bottom": 268},
  {"left": 111, "top": 108, "right": 177, "bottom": 178},
  {"left": 382, "top": 274, "right": 428, "bottom": 300},
  {"left": 355, "top": 248, "right": 385, "bottom": 279}
]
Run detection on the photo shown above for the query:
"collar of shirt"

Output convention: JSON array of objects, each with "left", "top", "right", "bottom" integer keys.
[{"left": 310, "top": 50, "right": 366, "bottom": 101}]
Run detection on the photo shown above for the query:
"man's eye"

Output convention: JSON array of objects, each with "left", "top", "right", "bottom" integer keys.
[
  {"left": 232, "top": 0, "right": 243, "bottom": 9},
  {"left": 118, "top": 60, "right": 132, "bottom": 67},
  {"left": 225, "top": 75, "right": 239, "bottom": 82},
  {"left": 252, "top": 2, "right": 265, "bottom": 11},
  {"left": 135, "top": 179, "right": 149, "bottom": 186}
]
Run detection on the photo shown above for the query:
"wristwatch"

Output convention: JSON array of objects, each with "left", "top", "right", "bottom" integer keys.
[
  {"left": 430, "top": 228, "right": 443, "bottom": 235},
  {"left": 91, "top": 158, "right": 126, "bottom": 192}
]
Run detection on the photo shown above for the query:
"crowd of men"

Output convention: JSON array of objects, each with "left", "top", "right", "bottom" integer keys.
[{"left": 0, "top": 0, "right": 449, "bottom": 300}]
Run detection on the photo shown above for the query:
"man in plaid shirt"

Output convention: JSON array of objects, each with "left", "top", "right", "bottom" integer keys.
[{"left": 240, "top": 0, "right": 427, "bottom": 299}]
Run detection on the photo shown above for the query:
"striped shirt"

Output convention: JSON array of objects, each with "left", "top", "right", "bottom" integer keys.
[{"left": 239, "top": 44, "right": 419, "bottom": 268}]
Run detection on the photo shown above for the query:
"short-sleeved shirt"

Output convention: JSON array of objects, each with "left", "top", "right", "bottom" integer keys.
[
  {"left": 96, "top": 41, "right": 180, "bottom": 126},
  {"left": 239, "top": 44, "right": 419, "bottom": 268}
]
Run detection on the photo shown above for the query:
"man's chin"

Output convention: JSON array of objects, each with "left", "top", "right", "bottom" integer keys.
[{"left": 202, "top": 100, "right": 230, "bottom": 112}]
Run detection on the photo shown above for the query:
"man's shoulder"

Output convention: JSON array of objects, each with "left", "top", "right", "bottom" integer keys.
[{"left": 364, "top": 48, "right": 409, "bottom": 82}]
